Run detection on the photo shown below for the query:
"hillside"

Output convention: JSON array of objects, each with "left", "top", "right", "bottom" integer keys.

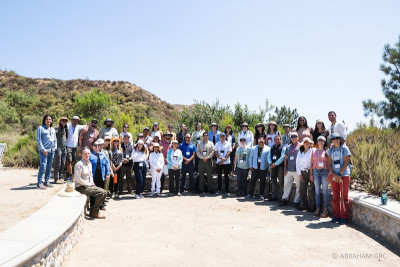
[{"left": 0, "top": 70, "right": 178, "bottom": 133}]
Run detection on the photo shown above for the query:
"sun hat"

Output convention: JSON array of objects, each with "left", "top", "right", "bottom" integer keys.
[
  {"left": 240, "top": 122, "right": 249, "bottom": 128},
  {"left": 104, "top": 118, "right": 114, "bottom": 125},
  {"left": 316, "top": 119, "right": 324, "bottom": 123},
  {"left": 60, "top": 117, "right": 68, "bottom": 121},
  {"left": 268, "top": 121, "right": 277, "bottom": 126},
  {"left": 317, "top": 136, "right": 326, "bottom": 142},
  {"left": 57, "top": 183, "right": 82, "bottom": 197},
  {"left": 136, "top": 139, "right": 144, "bottom": 145},
  {"left": 96, "top": 138, "right": 104, "bottom": 145},
  {"left": 143, "top": 127, "right": 150, "bottom": 131},
  {"left": 300, "top": 137, "right": 314, "bottom": 146},
  {"left": 172, "top": 140, "right": 179, "bottom": 144},
  {"left": 328, "top": 133, "right": 344, "bottom": 143},
  {"left": 283, "top": 124, "right": 290, "bottom": 128},
  {"left": 290, "top": 131, "right": 298, "bottom": 137},
  {"left": 104, "top": 136, "right": 111, "bottom": 141},
  {"left": 72, "top": 116, "right": 80, "bottom": 120}
]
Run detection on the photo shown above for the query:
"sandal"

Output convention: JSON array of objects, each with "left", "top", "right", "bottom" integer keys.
[
  {"left": 320, "top": 208, "right": 328, "bottom": 218},
  {"left": 313, "top": 208, "right": 320, "bottom": 216}
]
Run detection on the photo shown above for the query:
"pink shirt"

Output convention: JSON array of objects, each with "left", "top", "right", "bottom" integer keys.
[{"left": 312, "top": 148, "right": 328, "bottom": 169}]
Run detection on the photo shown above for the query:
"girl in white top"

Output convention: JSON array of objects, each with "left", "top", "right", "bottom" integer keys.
[
  {"left": 266, "top": 121, "right": 280, "bottom": 147},
  {"left": 148, "top": 143, "right": 165, "bottom": 196},
  {"left": 131, "top": 140, "right": 149, "bottom": 199}
]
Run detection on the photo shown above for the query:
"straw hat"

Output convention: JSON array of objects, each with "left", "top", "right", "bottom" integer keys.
[
  {"left": 300, "top": 137, "right": 314, "bottom": 146},
  {"left": 57, "top": 183, "right": 82, "bottom": 197},
  {"left": 150, "top": 142, "right": 164, "bottom": 151}
]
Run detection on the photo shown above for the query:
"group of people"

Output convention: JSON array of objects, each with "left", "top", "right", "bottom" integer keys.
[{"left": 36, "top": 111, "right": 350, "bottom": 223}]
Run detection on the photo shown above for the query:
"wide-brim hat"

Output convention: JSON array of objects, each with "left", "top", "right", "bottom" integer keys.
[
  {"left": 57, "top": 185, "right": 82, "bottom": 197},
  {"left": 328, "top": 133, "right": 344, "bottom": 143},
  {"left": 300, "top": 137, "right": 314, "bottom": 146},
  {"left": 283, "top": 124, "right": 290, "bottom": 128},
  {"left": 164, "top": 132, "right": 173, "bottom": 137},
  {"left": 316, "top": 119, "right": 324, "bottom": 123},
  {"left": 210, "top": 122, "right": 218, "bottom": 129},
  {"left": 110, "top": 137, "right": 121, "bottom": 144},
  {"left": 104, "top": 118, "right": 114, "bottom": 125},
  {"left": 136, "top": 139, "right": 144, "bottom": 145},
  {"left": 317, "top": 136, "right": 326, "bottom": 142},
  {"left": 96, "top": 138, "right": 104, "bottom": 145},
  {"left": 171, "top": 140, "right": 179, "bottom": 144},
  {"left": 60, "top": 117, "right": 68, "bottom": 122},
  {"left": 150, "top": 143, "right": 164, "bottom": 151},
  {"left": 240, "top": 122, "right": 249, "bottom": 128},
  {"left": 72, "top": 116, "right": 80, "bottom": 120},
  {"left": 268, "top": 121, "right": 277, "bottom": 126}
]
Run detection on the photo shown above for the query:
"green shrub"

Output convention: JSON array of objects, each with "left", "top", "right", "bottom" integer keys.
[
  {"left": 74, "top": 88, "right": 116, "bottom": 120},
  {"left": 22, "top": 114, "right": 42, "bottom": 133},
  {"left": 2, "top": 131, "right": 39, "bottom": 167}
]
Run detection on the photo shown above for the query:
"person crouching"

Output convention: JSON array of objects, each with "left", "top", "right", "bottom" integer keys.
[{"left": 149, "top": 143, "right": 165, "bottom": 196}]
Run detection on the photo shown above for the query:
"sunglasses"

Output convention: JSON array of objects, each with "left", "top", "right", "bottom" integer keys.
[
  {"left": 291, "top": 136, "right": 298, "bottom": 138},
  {"left": 105, "top": 140, "right": 110, "bottom": 142},
  {"left": 113, "top": 140, "right": 119, "bottom": 143},
  {"left": 240, "top": 140, "right": 246, "bottom": 142},
  {"left": 123, "top": 126, "right": 129, "bottom": 128},
  {"left": 93, "top": 144, "right": 100, "bottom": 147}
]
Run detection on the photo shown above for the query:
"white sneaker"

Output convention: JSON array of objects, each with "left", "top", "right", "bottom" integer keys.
[
  {"left": 226, "top": 193, "right": 231, "bottom": 197},
  {"left": 149, "top": 192, "right": 154, "bottom": 197},
  {"left": 134, "top": 194, "right": 140, "bottom": 199},
  {"left": 139, "top": 194, "right": 144, "bottom": 198}
]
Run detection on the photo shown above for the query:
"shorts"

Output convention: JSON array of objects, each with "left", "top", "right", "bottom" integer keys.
[{"left": 66, "top": 147, "right": 78, "bottom": 162}]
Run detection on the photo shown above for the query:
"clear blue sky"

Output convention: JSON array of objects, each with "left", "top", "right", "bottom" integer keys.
[{"left": 1, "top": 0, "right": 399, "bottom": 131}]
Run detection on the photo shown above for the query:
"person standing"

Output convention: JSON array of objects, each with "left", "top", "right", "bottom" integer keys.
[
  {"left": 132, "top": 140, "right": 148, "bottom": 199},
  {"left": 120, "top": 123, "right": 133, "bottom": 145},
  {"left": 327, "top": 133, "right": 351, "bottom": 224},
  {"left": 54, "top": 117, "right": 68, "bottom": 183},
  {"left": 191, "top": 123, "right": 205, "bottom": 175},
  {"left": 79, "top": 119, "right": 99, "bottom": 150},
  {"left": 89, "top": 140, "right": 110, "bottom": 210},
  {"left": 280, "top": 132, "right": 301, "bottom": 206},
  {"left": 36, "top": 114, "right": 57, "bottom": 189},
  {"left": 310, "top": 136, "right": 329, "bottom": 217},
  {"left": 99, "top": 118, "right": 119, "bottom": 139},
  {"left": 312, "top": 119, "right": 329, "bottom": 148},
  {"left": 110, "top": 138, "right": 123, "bottom": 199},
  {"left": 151, "top": 122, "right": 163, "bottom": 140},
  {"left": 294, "top": 116, "right": 313, "bottom": 143},
  {"left": 238, "top": 123, "right": 254, "bottom": 148},
  {"left": 281, "top": 124, "right": 291, "bottom": 146},
  {"left": 166, "top": 124, "right": 177, "bottom": 141},
  {"left": 266, "top": 121, "right": 280, "bottom": 147},
  {"left": 177, "top": 124, "right": 188, "bottom": 144},
  {"left": 246, "top": 136, "right": 270, "bottom": 200},
  {"left": 267, "top": 135, "right": 286, "bottom": 201},
  {"left": 65, "top": 116, "right": 86, "bottom": 180},
  {"left": 120, "top": 135, "right": 134, "bottom": 194},
  {"left": 296, "top": 137, "right": 316, "bottom": 212},
  {"left": 143, "top": 127, "right": 152, "bottom": 147},
  {"left": 196, "top": 132, "right": 215, "bottom": 194},
  {"left": 254, "top": 123, "right": 265, "bottom": 146},
  {"left": 167, "top": 140, "right": 183, "bottom": 196},
  {"left": 328, "top": 111, "right": 347, "bottom": 140},
  {"left": 74, "top": 148, "right": 107, "bottom": 219},
  {"left": 179, "top": 133, "right": 197, "bottom": 193},
  {"left": 149, "top": 143, "right": 165, "bottom": 197},
  {"left": 160, "top": 132, "right": 173, "bottom": 193},
  {"left": 234, "top": 138, "right": 251, "bottom": 196},
  {"left": 224, "top": 125, "right": 236, "bottom": 176},
  {"left": 214, "top": 133, "right": 232, "bottom": 196},
  {"left": 208, "top": 123, "right": 221, "bottom": 145}
]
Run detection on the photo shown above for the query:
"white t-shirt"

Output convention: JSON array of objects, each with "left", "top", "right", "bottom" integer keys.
[
  {"left": 266, "top": 133, "right": 277, "bottom": 147},
  {"left": 214, "top": 141, "right": 232, "bottom": 165},
  {"left": 66, "top": 122, "right": 85, "bottom": 148},
  {"left": 328, "top": 121, "right": 347, "bottom": 140},
  {"left": 238, "top": 131, "right": 254, "bottom": 148}
]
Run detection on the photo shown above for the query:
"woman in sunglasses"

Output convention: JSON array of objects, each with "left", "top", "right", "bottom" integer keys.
[{"left": 327, "top": 133, "right": 351, "bottom": 224}]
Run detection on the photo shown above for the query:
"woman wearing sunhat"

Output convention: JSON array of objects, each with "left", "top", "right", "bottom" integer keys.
[
  {"left": 254, "top": 123, "right": 265, "bottom": 146},
  {"left": 238, "top": 123, "right": 254, "bottom": 148},
  {"left": 149, "top": 143, "right": 165, "bottom": 196},
  {"left": 310, "top": 135, "right": 329, "bottom": 217},
  {"left": 132, "top": 140, "right": 148, "bottom": 199},
  {"left": 296, "top": 137, "right": 316, "bottom": 212},
  {"left": 327, "top": 133, "right": 351, "bottom": 224},
  {"left": 167, "top": 140, "right": 183, "bottom": 196},
  {"left": 266, "top": 121, "right": 280, "bottom": 147}
]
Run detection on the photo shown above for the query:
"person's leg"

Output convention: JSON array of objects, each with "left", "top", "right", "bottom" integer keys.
[
  {"left": 259, "top": 169, "right": 267, "bottom": 197},
  {"left": 66, "top": 147, "right": 73, "bottom": 177},
  {"left": 119, "top": 166, "right": 126, "bottom": 194},
  {"left": 321, "top": 170, "right": 330, "bottom": 209},
  {"left": 306, "top": 171, "right": 315, "bottom": 211},
  {"left": 313, "top": 169, "right": 322, "bottom": 209},
  {"left": 341, "top": 176, "right": 350, "bottom": 219},
  {"left": 194, "top": 157, "right": 199, "bottom": 173},
  {"left": 216, "top": 164, "right": 223, "bottom": 192},
  {"left": 198, "top": 160, "right": 205, "bottom": 192},
  {"left": 270, "top": 167, "right": 278, "bottom": 199},
  {"left": 53, "top": 148, "right": 61, "bottom": 181},
  {"left": 168, "top": 169, "right": 174, "bottom": 194},
  {"left": 282, "top": 172, "right": 294, "bottom": 201},
  {"left": 188, "top": 163, "right": 194, "bottom": 192},
  {"left": 293, "top": 172, "right": 301, "bottom": 204},
  {"left": 181, "top": 165, "right": 187, "bottom": 192},
  {"left": 44, "top": 152, "right": 54, "bottom": 184},
  {"left": 206, "top": 160, "right": 214, "bottom": 193},
  {"left": 236, "top": 167, "right": 243, "bottom": 194},
  {"left": 85, "top": 186, "right": 107, "bottom": 214},
  {"left": 242, "top": 168, "right": 249, "bottom": 195},
  {"left": 134, "top": 165, "right": 142, "bottom": 195},
  {"left": 299, "top": 171, "right": 308, "bottom": 209},
  {"left": 277, "top": 166, "right": 284, "bottom": 201},
  {"left": 223, "top": 164, "right": 230, "bottom": 193},
  {"left": 60, "top": 148, "right": 67, "bottom": 180},
  {"left": 247, "top": 169, "right": 259, "bottom": 195},
  {"left": 155, "top": 171, "right": 162, "bottom": 194},
  {"left": 37, "top": 151, "right": 47, "bottom": 186},
  {"left": 141, "top": 165, "right": 147, "bottom": 193},
  {"left": 126, "top": 166, "right": 133, "bottom": 193},
  {"left": 175, "top": 169, "right": 181, "bottom": 194},
  {"left": 329, "top": 175, "right": 341, "bottom": 218},
  {"left": 150, "top": 169, "right": 156, "bottom": 193}
]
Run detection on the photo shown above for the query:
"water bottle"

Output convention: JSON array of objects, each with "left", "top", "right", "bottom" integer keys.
[
  {"left": 380, "top": 191, "right": 388, "bottom": 205},
  {"left": 67, "top": 177, "right": 72, "bottom": 187}
]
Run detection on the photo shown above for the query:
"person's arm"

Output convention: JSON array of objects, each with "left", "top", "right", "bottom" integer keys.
[
  {"left": 296, "top": 153, "right": 302, "bottom": 176},
  {"left": 310, "top": 149, "right": 314, "bottom": 181},
  {"left": 196, "top": 143, "right": 203, "bottom": 159},
  {"left": 157, "top": 154, "right": 164, "bottom": 170},
  {"left": 275, "top": 146, "right": 286, "bottom": 166},
  {"left": 206, "top": 143, "right": 215, "bottom": 159},
  {"left": 36, "top": 126, "right": 46, "bottom": 153},
  {"left": 284, "top": 156, "right": 288, "bottom": 176},
  {"left": 249, "top": 148, "right": 254, "bottom": 171},
  {"left": 339, "top": 155, "right": 350, "bottom": 176},
  {"left": 267, "top": 148, "right": 272, "bottom": 165}
]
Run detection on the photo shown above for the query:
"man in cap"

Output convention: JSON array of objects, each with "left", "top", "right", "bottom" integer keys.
[
  {"left": 160, "top": 131, "right": 173, "bottom": 193},
  {"left": 99, "top": 118, "right": 119, "bottom": 140},
  {"left": 75, "top": 147, "right": 107, "bottom": 219},
  {"left": 214, "top": 132, "right": 232, "bottom": 195},
  {"left": 65, "top": 116, "right": 87, "bottom": 180},
  {"left": 179, "top": 133, "right": 197, "bottom": 193},
  {"left": 80, "top": 119, "right": 99, "bottom": 150},
  {"left": 238, "top": 123, "right": 254, "bottom": 148},
  {"left": 281, "top": 124, "right": 291, "bottom": 146},
  {"left": 197, "top": 131, "right": 215, "bottom": 193}
]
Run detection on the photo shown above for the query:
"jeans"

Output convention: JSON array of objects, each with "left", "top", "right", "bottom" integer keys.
[
  {"left": 134, "top": 161, "right": 146, "bottom": 195},
  {"left": 169, "top": 169, "right": 181, "bottom": 194},
  {"left": 38, "top": 150, "right": 55, "bottom": 185},
  {"left": 181, "top": 162, "right": 194, "bottom": 191},
  {"left": 76, "top": 185, "right": 107, "bottom": 214},
  {"left": 236, "top": 167, "right": 249, "bottom": 195},
  {"left": 53, "top": 148, "right": 66, "bottom": 180},
  {"left": 313, "top": 168, "right": 329, "bottom": 209}
]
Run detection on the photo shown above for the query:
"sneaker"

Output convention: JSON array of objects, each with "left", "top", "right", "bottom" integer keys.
[
  {"left": 259, "top": 195, "right": 264, "bottom": 201},
  {"left": 155, "top": 193, "right": 159, "bottom": 197},
  {"left": 331, "top": 217, "right": 340, "bottom": 223},
  {"left": 338, "top": 218, "right": 346, "bottom": 225},
  {"left": 134, "top": 194, "right": 140, "bottom": 199},
  {"left": 245, "top": 194, "right": 251, "bottom": 199},
  {"left": 177, "top": 192, "right": 182, "bottom": 196},
  {"left": 139, "top": 194, "right": 144, "bottom": 198},
  {"left": 226, "top": 193, "right": 231, "bottom": 197},
  {"left": 114, "top": 194, "right": 120, "bottom": 199},
  {"left": 44, "top": 182, "right": 54, "bottom": 188},
  {"left": 216, "top": 191, "right": 221, "bottom": 195},
  {"left": 37, "top": 184, "right": 47, "bottom": 190},
  {"left": 168, "top": 193, "right": 174, "bottom": 197},
  {"left": 149, "top": 192, "right": 154, "bottom": 197},
  {"left": 279, "top": 199, "right": 288, "bottom": 206}
]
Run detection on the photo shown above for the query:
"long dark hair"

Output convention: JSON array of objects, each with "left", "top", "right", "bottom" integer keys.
[
  {"left": 42, "top": 114, "right": 53, "bottom": 127},
  {"left": 254, "top": 124, "right": 265, "bottom": 145},
  {"left": 314, "top": 121, "right": 326, "bottom": 132},
  {"left": 224, "top": 126, "right": 233, "bottom": 136},
  {"left": 296, "top": 116, "right": 308, "bottom": 131},
  {"left": 58, "top": 120, "right": 68, "bottom": 139}
]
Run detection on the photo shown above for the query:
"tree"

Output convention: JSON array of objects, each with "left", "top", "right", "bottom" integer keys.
[
  {"left": 268, "top": 105, "right": 299, "bottom": 128},
  {"left": 363, "top": 35, "right": 400, "bottom": 128}
]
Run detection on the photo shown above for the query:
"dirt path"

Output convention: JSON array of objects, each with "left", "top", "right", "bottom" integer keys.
[
  {"left": 65, "top": 193, "right": 399, "bottom": 266},
  {"left": 0, "top": 167, "right": 63, "bottom": 232}
]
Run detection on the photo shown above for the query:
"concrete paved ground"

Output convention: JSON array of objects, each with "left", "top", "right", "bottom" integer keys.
[
  {"left": 66, "top": 193, "right": 399, "bottom": 266},
  {"left": 0, "top": 167, "right": 62, "bottom": 232}
]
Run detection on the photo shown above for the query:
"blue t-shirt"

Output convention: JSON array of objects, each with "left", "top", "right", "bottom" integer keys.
[
  {"left": 327, "top": 145, "right": 351, "bottom": 176},
  {"left": 179, "top": 142, "right": 197, "bottom": 163}
]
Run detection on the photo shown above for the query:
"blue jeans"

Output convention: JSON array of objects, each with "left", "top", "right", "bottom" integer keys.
[
  {"left": 313, "top": 168, "right": 329, "bottom": 209},
  {"left": 181, "top": 162, "right": 194, "bottom": 191},
  {"left": 38, "top": 150, "right": 55, "bottom": 185},
  {"left": 134, "top": 161, "right": 146, "bottom": 195}
]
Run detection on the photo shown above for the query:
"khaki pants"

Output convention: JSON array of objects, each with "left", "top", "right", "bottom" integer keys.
[
  {"left": 282, "top": 171, "right": 300, "bottom": 203},
  {"left": 76, "top": 186, "right": 107, "bottom": 213},
  {"left": 198, "top": 159, "right": 214, "bottom": 193}
]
